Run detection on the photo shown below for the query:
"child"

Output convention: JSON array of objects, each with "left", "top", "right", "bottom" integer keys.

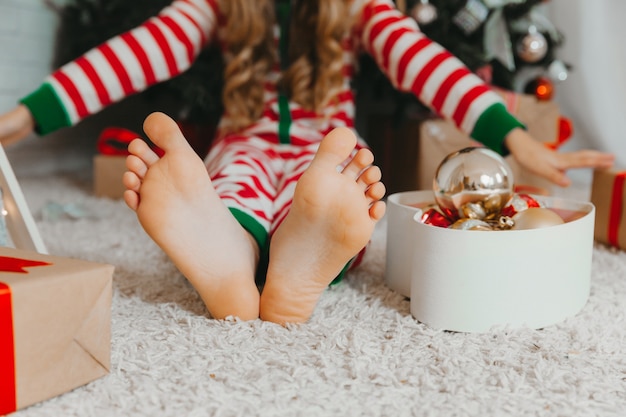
[{"left": 0, "top": 0, "right": 614, "bottom": 324}]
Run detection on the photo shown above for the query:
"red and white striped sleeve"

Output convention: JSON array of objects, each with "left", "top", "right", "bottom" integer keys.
[
  {"left": 21, "top": 0, "right": 220, "bottom": 134},
  {"left": 354, "top": 0, "right": 505, "bottom": 138}
]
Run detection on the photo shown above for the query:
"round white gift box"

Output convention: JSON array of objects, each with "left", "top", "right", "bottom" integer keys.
[{"left": 386, "top": 190, "right": 595, "bottom": 332}]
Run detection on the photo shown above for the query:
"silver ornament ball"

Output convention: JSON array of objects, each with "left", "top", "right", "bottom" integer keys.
[
  {"left": 516, "top": 30, "right": 548, "bottom": 63},
  {"left": 433, "top": 147, "right": 514, "bottom": 220}
]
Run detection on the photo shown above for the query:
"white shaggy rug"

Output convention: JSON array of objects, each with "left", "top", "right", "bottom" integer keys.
[{"left": 7, "top": 159, "right": 626, "bottom": 416}]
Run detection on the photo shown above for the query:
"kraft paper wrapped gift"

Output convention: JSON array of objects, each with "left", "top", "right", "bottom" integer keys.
[
  {"left": 0, "top": 247, "right": 114, "bottom": 414},
  {"left": 417, "top": 91, "right": 563, "bottom": 192},
  {"left": 591, "top": 169, "right": 626, "bottom": 249},
  {"left": 93, "top": 154, "right": 126, "bottom": 199}
]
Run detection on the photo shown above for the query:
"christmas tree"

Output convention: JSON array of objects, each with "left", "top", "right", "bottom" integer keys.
[{"left": 401, "top": 0, "right": 568, "bottom": 98}]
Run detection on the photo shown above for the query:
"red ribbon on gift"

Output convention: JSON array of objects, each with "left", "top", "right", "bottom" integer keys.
[
  {"left": 0, "top": 256, "right": 50, "bottom": 273},
  {"left": 1, "top": 256, "right": 52, "bottom": 414},
  {"left": 608, "top": 172, "right": 626, "bottom": 247},
  {"left": 0, "top": 283, "right": 16, "bottom": 415},
  {"left": 97, "top": 127, "right": 164, "bottom": 157}
]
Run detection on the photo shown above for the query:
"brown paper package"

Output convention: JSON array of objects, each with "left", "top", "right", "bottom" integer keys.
[
  {"left": 0, "top": 247, "right": 114, "bottom": 412},
  {"left": 591, "top": 169, "right": 626, "bottom": 249},
  {"left": 93, "top": 155, "right": 127, "bottom": 199}
]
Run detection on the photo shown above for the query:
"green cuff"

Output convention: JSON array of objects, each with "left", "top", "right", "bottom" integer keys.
[
  {"left": 19, "top": 83, "right": 72, "bottom": 135},
  {"left": 470, "top": 103, "right": 526, "bottom": 156}
]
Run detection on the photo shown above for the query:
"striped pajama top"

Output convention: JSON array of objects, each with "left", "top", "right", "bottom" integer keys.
[{"left": 19, "top": 0, "right": 523, "bottom": 154}]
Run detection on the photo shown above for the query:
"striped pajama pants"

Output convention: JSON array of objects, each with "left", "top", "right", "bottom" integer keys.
[{"left": 204, "top": 131, "right": 368, "bottom": 284}]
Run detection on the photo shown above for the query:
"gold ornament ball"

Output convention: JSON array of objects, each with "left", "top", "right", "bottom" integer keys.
[{"left": 511, "top": 207, "right": 564, "bottom": 230}]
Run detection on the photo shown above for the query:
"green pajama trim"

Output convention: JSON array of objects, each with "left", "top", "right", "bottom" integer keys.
[
  {"left": 19, "top": 83, "right": 72, "bottom": 135},
  {"left": 470, "top": 103, "right": 526, "bottom": 156},
  {"left": 276, "top": 1, "right": 290, "bottom": 71},
  {"left": 228, "top": 206, "right": 353, "bottom": 288},
  {"left": 330, "top": 261, "right": 352, "bottom": 286},
  {"left": 278, "top": 94, "right": 292, "bottom": 144},
  {"left": 276, "top": 0, "right": 292, "bottom": 144},
  {"left": 229, "top": 207, "right": 270, "bottom": 252},
  {"left": 229, "top": 207, "right": 270, "bottom": 287}
]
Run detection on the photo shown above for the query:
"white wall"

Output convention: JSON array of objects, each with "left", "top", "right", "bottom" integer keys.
[
  {"left": 0, "top": 0, "right": 156, "bottom": 177},
  {"left": 548, "top": 0, "right": 626, "bottom": 168},
  {"left": 0, "top": 0, "right": 58, "bottom": 113}
]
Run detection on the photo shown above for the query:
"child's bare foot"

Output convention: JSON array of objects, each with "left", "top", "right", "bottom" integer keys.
[
  {"left": 260, "top": 127, "right": 386, "bottom": 325},
  {"left": 123, "top": 112, "right": 260, "bottom": 320}
]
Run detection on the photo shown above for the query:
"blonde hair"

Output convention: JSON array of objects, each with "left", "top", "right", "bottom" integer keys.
[{"left": 220, "top": 0, "right": 351, "bottom": 131}]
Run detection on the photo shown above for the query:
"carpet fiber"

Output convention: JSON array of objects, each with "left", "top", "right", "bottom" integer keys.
[{"left": 10, "top": 171, "right": 626, "bottom": 417}]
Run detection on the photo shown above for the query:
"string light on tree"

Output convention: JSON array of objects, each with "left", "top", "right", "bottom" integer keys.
[{"left": 524, "top": 76, "right": 554, "bottom": 100}]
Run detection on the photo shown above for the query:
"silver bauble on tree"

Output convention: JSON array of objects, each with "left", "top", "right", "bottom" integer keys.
[{"left": 516, "top": 26, "right": 548, "bottom": 63}]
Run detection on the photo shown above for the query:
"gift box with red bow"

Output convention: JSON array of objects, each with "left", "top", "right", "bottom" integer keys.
[
  {"left": 93, "top": 127, "right": 161, "bottom": 199},
  {"left": 92, "top": 123, "right": 214, "bottom": 199},
  {"left": 0, "top": 247, "right": 113, "bottom": 414},
  {"left": 591, "top": 169, "right": 626, "bottom": 250}
]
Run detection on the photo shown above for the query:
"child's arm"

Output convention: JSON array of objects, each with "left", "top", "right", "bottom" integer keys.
[
  {"left": 354, "top": 0, "right": 520, "bottom": 152},
  {"left": 6, "top": 0, "right": 220, "bottom": 142},
  {"left": 353, "top": 0, "right": 613, "bottom": 184}
]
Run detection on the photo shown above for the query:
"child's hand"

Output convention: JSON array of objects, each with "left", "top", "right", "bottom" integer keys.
[
  {"left": 0, "top": 105, "right": 35, "bottom": 147},
  {"left": 504, "top": 128, "right": 615, "bottom": 187}
]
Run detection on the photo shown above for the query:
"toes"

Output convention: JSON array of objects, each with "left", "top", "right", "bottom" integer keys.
[
  {"left": 314, "top": 127, "right": 358, "bottom": 168},
  {"left": 123, "top": 170, "right": 141, "bottom": 193},
  {"left": 143, "top": 112, "right": 192, "bottom": 153},
  {"left": 127, "top": 139, "right": 159, "bottom": 167},
  {"left": 356, "top": 164, "right": 381, "bottom": 189},
  {"left": 126, "top": 154, "right": 148, "bottom": 179},
  {"left": 123, "top": 189, "right": 139, "bottom": 211},
  {"left": 343, "top": 148, "right": 374, "bottom": 180},
  {"left": 369, "top": 201, "right": 386, "bottom": 221},
  {"left": 365, "top": 181, "right": 386, "bottom": 203}
]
